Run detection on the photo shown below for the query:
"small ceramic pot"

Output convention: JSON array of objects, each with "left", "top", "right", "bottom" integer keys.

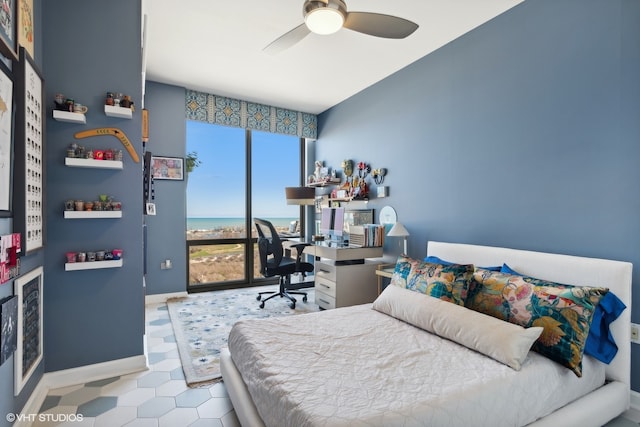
[
  {"left": 96, "top": 250, "right": 105, "bottom": 261},
  {"left": 76, "top": 252, "right": 87, "bottom": 262},
  {"left": 112, "top": 249, "right": 123, "bottom": 260},
  {"left": 65, "top": 252, "right": 76, "bottom": 263},
  {"left": 84, "top": 202, "right": 94, "bottom": 211},
  {"left": 87, "top": 252, "right": 96, "bottom": 262},
  {"left": 74, "top": 200, "right": 84, "bottom": 211},
  {"left": 64, "top": 200, "right": 75, "bottom": 211}
]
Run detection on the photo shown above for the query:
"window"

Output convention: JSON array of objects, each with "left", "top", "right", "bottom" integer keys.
[{"left": 186, "top": 121, "right": 304, "bottom": 291}]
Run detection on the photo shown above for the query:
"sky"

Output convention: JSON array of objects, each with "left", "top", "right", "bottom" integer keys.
[{"left": 186, "top": 121, "right": 300, "bottom": 219}]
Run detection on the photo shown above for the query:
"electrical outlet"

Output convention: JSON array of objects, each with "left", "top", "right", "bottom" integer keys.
[
  {"left": 631, "top": 323, "right": 640, "bottom": 344},
  {"left": 161, "top": 259, "right": 172, "bottom": 270}
]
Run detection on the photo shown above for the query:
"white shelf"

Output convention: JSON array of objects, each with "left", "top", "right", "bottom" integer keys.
[
  {"left": 104, "top": 105, "right": 132, "bottom": 119},
  {"left": 65, "top": 259, "right": 123, "bottom": 271},
  {"left": 53, "top": 110, "right": 86, "bottom": 124},
  {"left": 64, "top": 210, "right": 122, "bottom": 219},
  {"left": 308, "top": 178, "right": 341, "bottom": 187},
  {"left": 65, "top": 157, "right": 123, "bottom": 169}
]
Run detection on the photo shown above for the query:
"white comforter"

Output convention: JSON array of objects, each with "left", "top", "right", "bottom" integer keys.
[{"left": 228, "top": 304, "right": 605, "bottom": 427}]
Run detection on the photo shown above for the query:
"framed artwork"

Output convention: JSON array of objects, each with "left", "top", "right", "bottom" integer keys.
[
  {"left": 0, "top": 295, "right": 18, "bottom": 367},
  {"left": 0, "top": 59, "right": 14, "bottom": 217},
  {"left": 14, "top": 265, "right": 43, "bottom": 395},
  {"left": 151, "top": 155, "right": 184, "bottom": 180},
  {"left": 13, "top": 47, "right": 45, "bottom": 254},
  {"left": 17, "top": 0, "right": 33, "bottom": 59},
  {"left": 0, "top": 0, "right": 17, "bottom": 61}
]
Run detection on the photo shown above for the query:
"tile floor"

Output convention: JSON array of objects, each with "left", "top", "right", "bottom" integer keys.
[
  {"left": 30, "top": 299, "right": 640, "bottom": 427},
  {"left": 33, "top": 302, "right": 240, "bottom": 427}
]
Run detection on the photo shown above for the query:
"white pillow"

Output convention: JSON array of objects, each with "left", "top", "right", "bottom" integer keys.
[{"left": 372, "top": 285, "right": 542, "bottom": 370}]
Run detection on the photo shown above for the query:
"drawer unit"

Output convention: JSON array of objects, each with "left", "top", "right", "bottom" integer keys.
[{"left": 314, "top": 259, "right": 380, "bottom": 309}]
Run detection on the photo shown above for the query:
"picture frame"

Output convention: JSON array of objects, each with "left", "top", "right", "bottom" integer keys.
[
  {"left": 0, "top": 58, "right": 14, "bottom": 217},
  {"left": 151, "top": 155, "right": 184, "bottom": 180},
  {"left": 17, "top": 0, "right": 33, "bottom": 59},
  {"left": 13, "top": 47, "right": 45, "bottom": 254},
  {"left": 0, "top": 0, "right": 18, "bottom": 62},
  {"left": 14, "top": 265, "right": 43, "bottom": 395}
]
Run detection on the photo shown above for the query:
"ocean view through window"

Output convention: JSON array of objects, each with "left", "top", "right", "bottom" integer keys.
[{"left": 186, "top": 121, "right": 304, "bottom": 290}]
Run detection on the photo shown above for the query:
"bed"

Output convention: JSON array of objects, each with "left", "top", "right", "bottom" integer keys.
[{"left": 220, "top": 241, "right": 632, "bottom": 427}]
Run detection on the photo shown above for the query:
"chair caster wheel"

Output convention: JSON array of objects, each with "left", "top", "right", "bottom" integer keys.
[
  {"left": 257, "top": 295, "right": 262, "bottom": 301},
  {"left": 302, "top": 296, "right": 308, "bottom": 302},
  {"left": 259, "top": 302, "right": 265, "bottom": 309},
  {"left": 289, "top": 302, "right": 296, "bottom": 309}
]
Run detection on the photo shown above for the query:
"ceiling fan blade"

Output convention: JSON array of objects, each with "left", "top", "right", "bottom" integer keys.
[
  {"left": 263, "top": 23, "right": 311, "bottom": 55},
  {"left": 344, "top": 12, "right": 418, "bottom": 39}
]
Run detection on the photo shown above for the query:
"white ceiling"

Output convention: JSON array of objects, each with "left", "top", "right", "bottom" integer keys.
[{"left": 142, "top": 0, "right": 523, "bottom": 115}]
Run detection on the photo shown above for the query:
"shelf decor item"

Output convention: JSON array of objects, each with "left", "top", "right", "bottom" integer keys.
[
  {"left": 151, "top": 155, "right": 184, "bottom": 180},
  {"left": 14, "top": 265, "right": 43, "bottom": 395},
  {"left": 13, "top": 47, "right": 44, "bottom": 254},
  {"left": 0, "top": 59, "right": 14, "bottom": 216}
]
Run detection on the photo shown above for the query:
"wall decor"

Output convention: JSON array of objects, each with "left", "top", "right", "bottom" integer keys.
[
  {"left": 0, "top": 59, "right": 14, "bottom": 216},
  {"left": 0, "top": 295, "right": 17, "bottom": 367},
  {"left": 151, "top": 155, "right": 184, "bottom": 180},
  {"left": 0, "top": 0, "right": 17, "bottom": 61},
  {"left": 13, "top": 47, "right": 44, "bottom": 254},
  {"left": 1, "top": 233, "right": 21, "bottom": 284},
  {"left": 14, "top": 265, "right": 43, "bottom": 395},
  {"left": 17, "top": 0, "right": 32, "bottom": 59}
]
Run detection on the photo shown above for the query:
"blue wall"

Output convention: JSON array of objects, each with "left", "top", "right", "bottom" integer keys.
[
  {"left": 144, "top": 81, "right": 188, "bottom": 295},
  {"left": 317, "top": 0, "right": 640, "bottom": 391},
  {"left": 41, "top": 0, "right": 144, "bottom": 372}
]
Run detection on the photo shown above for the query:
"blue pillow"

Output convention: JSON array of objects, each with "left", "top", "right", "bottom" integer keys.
[
  {"left": 500, "top": 264, "right": 626, "bottom": 364},
  {"left": 424, "top": 256, "right": 500, "bottom": 271}
]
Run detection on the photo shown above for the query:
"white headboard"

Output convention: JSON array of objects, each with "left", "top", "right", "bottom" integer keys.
[{"left": 427, "top": 241, "right": 632, "bottom": 386}]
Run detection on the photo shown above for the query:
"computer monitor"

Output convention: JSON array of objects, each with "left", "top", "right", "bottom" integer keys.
[{"left": 320, "top": 207, "right": 345, "bottom": 240}]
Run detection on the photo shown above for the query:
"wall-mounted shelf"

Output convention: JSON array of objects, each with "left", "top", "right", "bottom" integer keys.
[
  {"left": 104, "top": 105, "right": 132, "bottom": 119},
  {"left": 65, "top": 259, "right": 123, "bottom": 271},
  {"left": 308, "top": 178, "right": 341, "bottom": 187},
  {"left": 53, "top": 110, "right": 86, "bottom": 124},
  {"left": 64, "top": 211, "right": 122, "bottom": 219},
  {"left": 65, "top": 157, "right": 123, "bottom": 169}
]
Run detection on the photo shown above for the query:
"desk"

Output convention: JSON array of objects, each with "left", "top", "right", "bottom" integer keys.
[
  {"left": 375, "top": 263, "right": 396, "bottom": 295},
  {"left": 308, "top": 243, "right": 383, "bottom": 310}
]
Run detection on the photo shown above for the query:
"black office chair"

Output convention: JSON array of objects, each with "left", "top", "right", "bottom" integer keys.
[{"left": 254, "top": 218, "right": 314, "bottom": 309}]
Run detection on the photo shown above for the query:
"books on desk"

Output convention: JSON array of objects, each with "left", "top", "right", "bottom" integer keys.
[{"left": 349, "top": 225, "right": 384, "bottom": 248}]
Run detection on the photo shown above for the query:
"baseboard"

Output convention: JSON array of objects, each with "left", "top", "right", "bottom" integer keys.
[
  {"left": 145, "top": 291, "right": 188, "bottom": 305},
  {"left": 631, "top": 390, "right": 640, "bottom": 411},
  {"left": 17, "top": 355, "right": 148, "bottom": 427}
]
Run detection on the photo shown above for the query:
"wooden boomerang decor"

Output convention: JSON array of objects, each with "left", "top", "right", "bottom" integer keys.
[{"left": 74, "top": 127, "right": 140, "bottom": 163}]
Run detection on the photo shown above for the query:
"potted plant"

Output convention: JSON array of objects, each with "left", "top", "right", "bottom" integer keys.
[{"left": 185, "top": 151, "right": 202, "bottom": 174}]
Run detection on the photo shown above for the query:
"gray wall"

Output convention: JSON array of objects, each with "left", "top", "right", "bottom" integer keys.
[
  {"left": 41, "top": 0, "right": 144, "bottom": 373},
  {"left": 317, "top": 0, "right": 640, "bottom": 391},
  {"left": 144, "top": 81, "right": 188, "bottom": 295}
]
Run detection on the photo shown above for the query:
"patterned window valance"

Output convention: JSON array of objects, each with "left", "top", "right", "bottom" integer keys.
[{"left": 185, "top": 89, "right": 317, "bottom": 139}]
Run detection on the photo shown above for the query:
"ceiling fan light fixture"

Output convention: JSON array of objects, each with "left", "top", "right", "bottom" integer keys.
[{"left": 304, "top": 0, "right": 346, "bottom": 35}]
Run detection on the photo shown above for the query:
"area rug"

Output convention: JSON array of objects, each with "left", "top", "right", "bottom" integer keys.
[{"left": 167, "top": 285, "right": 318, "bottom": 387}]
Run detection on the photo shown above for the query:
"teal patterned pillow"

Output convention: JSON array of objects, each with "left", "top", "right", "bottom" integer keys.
[
  {"left": 466, "top": 269, "right": 608, "bottom": 377},
  {"left": 390, "top": 255, "right": 474, "bottom": 306}
]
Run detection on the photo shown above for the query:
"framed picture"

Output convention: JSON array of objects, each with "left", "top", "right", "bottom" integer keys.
[
  {"left": 151, "top": 155, "right": 184, "bottom": 180},
  {"left": 0, "top": 0, "right": 18, "bottom": 61},
  {"left": 0, "top": 59, "right": 14, "bottom": 217},
  {"left": 17, "top": 0, "right": 33, "bottom": 59},
  {"left": 14, "top": 266, "right": 43, "bottom": 395},
  {"left": 13, "top": 47, "right": 44, "bottom": 254}
]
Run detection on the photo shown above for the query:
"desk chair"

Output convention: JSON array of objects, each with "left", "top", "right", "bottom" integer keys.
[{"left": 254, "top": 218, "right": 314, "bottom": 309}]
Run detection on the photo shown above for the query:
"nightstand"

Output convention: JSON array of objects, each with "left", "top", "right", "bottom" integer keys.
[{"left": 375, "top": 263, "right": 396, "bottom": 295}]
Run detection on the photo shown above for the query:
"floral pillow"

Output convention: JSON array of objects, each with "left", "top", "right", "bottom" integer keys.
[
  {"left": 390, "top": 255, "right": 474, "bottom": 306},
  {"left": 466, "top": 268, "right": 608, "bottom": 377}
]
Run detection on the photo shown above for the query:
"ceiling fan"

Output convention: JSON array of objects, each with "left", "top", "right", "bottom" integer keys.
[{"left": 264, "top": 0, "right": 419, "bottom": 54}]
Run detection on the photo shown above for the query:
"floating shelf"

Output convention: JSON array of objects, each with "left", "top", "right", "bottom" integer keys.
[
  {"left": 307, "top": 178, "right": 341, "bottom": 187},
  {"left": 65, "top": 259, "right": 123, "bottom": 271},
  {"left": 64, "top": 211, "right": 122, "bottom": 219},
  {"left": 65, "top": 157, "right": 123, "bottom": 169},
  {"left": 53, "top": 110, "right": 86, "bottom": 124},
  {"left": 104, "top": 105, "right": 132, "bottom": 119}
]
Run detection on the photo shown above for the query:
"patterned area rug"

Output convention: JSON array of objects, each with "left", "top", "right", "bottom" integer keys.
[{"left": 167, "top": 285, "right": 318, "bottom": 387}]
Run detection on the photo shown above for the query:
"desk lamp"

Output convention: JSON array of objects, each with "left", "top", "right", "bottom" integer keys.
[
  {"left": 387, "top": 222, "right": 409, "bottom": 255},
  {"left": 285, "top": 187, "right": 315, "bottom": 205}
]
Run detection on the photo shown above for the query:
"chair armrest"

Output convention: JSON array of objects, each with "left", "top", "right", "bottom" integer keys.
[{"left": 290, "top": 243, "right": 311, "bottom": 258}]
